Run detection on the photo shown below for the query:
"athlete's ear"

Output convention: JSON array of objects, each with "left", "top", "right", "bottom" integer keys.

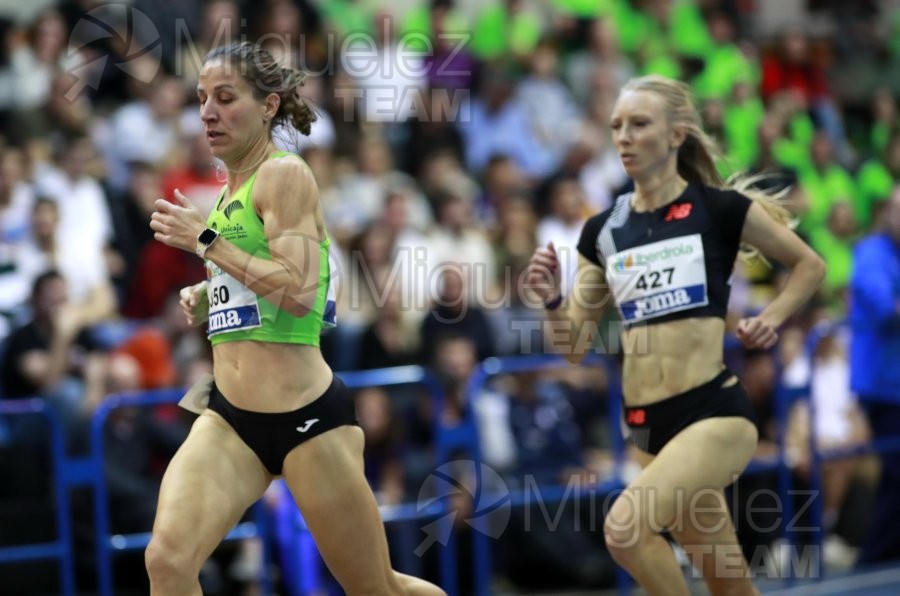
[
  {"left": 670, "top": 125, "right": 688, "bottom": 150},
  {"left": 264, "top": 92, "right": 280, "bottom": 123}
]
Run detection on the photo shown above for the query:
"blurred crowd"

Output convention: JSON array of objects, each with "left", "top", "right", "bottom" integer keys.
[{"left": 0, "top": 0, "right": 899, "bottom": 593}]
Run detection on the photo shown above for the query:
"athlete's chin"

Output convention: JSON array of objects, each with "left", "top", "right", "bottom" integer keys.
[
  {"left": 621, "top": 161, "right": 642, "bottom": 176},
  {"left": 207, "top": 144, "right": 229, "bottom": 160}
]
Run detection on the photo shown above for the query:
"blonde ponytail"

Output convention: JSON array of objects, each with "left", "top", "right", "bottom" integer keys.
[{"left": 725, "top": 172, "right": 795, "bottom": 263}]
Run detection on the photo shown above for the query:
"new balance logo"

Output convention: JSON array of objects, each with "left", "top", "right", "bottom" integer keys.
[
  {"left": 296, "top": 419, "right": 320, "bottom": 433},
  {"left": 664, "top": 203, "right": 692, "bottom": 221},
  {"left": 626, "top": 409, "right": 646, "bottom": 425}
]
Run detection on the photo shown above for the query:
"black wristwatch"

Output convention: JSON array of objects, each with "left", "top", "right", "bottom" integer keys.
[{"left": 195, "top": 227, "right": 219, "bottom": 259}]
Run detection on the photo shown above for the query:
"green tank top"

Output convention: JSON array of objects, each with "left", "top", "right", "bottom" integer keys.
[{"left": 204, "top": 151, "right": 336, "bottom": 347}]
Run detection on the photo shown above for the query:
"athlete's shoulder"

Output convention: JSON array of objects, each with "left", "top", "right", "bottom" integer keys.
[
  {"left": 257, "top": 152, "right": 314, "bottom": 185},
  {"left": 254, "top": 152, "right": 317, "bottom": 207},
  {"left": 577, "top": 193, "right": 630, "bottom": 266},
  {"left": 579, "top": 199, "right": 618, "bottom": 247},
  {"left": 688, "top": 184, "right": 753, "bottom": 247},
  {"left": 587, "top": 192, "right": 631, "bottom": 230}
]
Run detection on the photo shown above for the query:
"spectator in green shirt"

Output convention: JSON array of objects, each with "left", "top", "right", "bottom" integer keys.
[
  {"left": 632, "top": 3, "right": 680, "bottom": 78},
  {"left": 724, "top": 81, "right": 766, "bottom": 172},
  {"left": 750, "top": 115, "right": 787, "bottom": 172},
  {"left": 556, "top": 0, "right": 655, "bottom": 59},
  {"left": 552, "top": 0, "right": 617, "bottom": 19},
  {"left": 319, "top": 0, "right": 375, "bottom": 39},
  {"left": 810, "top": 201, "right": 859, "bottom": 296},
  {"left": 870, "top": 87, "right": 897, "bottom": 159},
  {"left": 798, "top": 131, "right": 858, "bottom": 233},
  {"left": 640, "top": 0, "right": 714, "bottom": 59},
  {"left": 693, "top": 12, "right": 757, "bottom": 101},
  {"left": 399, "top": 0, "right": 467, "bottom": 53},
  {"left": 763, "top": 92, "right": 815, "bottom": 173},
  {"left": 471, "top": 0, "right": 543, "bottom": 60},
  {"left": 668, "top": 0, "right": 715, "bottom": 58},
  {"left": 857, "top": 132, "right": 900, "bottom": 229}
]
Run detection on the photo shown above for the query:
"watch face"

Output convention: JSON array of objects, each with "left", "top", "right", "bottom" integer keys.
[{"left": 199, "top": 228, "right": 218, "bottom": 245}]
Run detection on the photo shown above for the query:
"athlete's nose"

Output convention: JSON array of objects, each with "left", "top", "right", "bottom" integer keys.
[{"left": 200, "top": 101, "right": 218, "bottom": 123}]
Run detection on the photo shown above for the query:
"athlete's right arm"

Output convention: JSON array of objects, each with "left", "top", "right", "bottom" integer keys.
[
  {"left": 180, "top": 281, "right": 209, "bottom": 327},
  {"left": 525, "top": 244, "right": 612, "bottom": 364}
]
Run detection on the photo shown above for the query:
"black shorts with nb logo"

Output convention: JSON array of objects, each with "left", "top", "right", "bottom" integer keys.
[
  {"left": 623, "top": 369, "right": 756, "bottom": 455},
  {"left": 207, "top": 375, "right": 359, "bottom": 475}
]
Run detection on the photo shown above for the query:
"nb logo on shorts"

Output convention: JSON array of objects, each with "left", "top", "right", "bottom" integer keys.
[
  {"left": 296, "top": 419, "right": 319, "bottom": 433},
  {"left": 626, "top": 409, "right": 646, "bottom": 425}
]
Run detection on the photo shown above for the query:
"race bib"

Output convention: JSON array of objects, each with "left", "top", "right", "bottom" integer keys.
[
  {"left": 322, "top": 245, "right": 338, "bottom": 328},
  {"left": 206, "top": 263, "right": 262, "bottom": 336},
  {"left": 605, "top": 234, "right": 708, "bottom": 323}
]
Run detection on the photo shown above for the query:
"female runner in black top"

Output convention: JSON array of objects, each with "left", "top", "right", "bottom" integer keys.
[{"left": 526, "top": 75, "right": 825, "bottom": 595}]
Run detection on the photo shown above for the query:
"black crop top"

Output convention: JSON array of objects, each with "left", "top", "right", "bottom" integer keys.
[{"left": 576, "top": 184, "right": 752, "bottom": 327}]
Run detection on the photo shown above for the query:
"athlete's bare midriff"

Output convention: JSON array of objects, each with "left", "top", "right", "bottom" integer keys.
[
  {"left": 212, "top": 341, "right": 333, "bottom": 412},
  {"left": 621, "top": 316, "right": 730, "bottom": 406}
]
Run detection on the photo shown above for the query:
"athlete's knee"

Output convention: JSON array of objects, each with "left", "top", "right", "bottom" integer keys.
[
  {"left": 145, "top": 532, "right": 198, "bottom": 585},
  {"left": 603, "top": 496, "right": 655, "bottom": 564},
  {"left": 604, "top": 518, "right": 646, "bottom": 564},
  {"left": 335, "top": 569, "right": 404, "bottom": 596},
  {"left": 341, "top": 583, "right": 401, "bottom": 596},
  {"left": 393, "top": 570, "right": 447, "bottom": 596}
]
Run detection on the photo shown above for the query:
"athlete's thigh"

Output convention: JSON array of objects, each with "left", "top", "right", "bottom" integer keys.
[
  {"left": 152, "top": 410, "right": 272, "bottom": 565},
  {"left": 668, "top": 489, "right": 748, "bottom": 581},
  {"left": 281, "top": 425, "right": 397, "bottom": 591},
  {"left": 614, "top": 417, "right": 758, "bottom": 531}
]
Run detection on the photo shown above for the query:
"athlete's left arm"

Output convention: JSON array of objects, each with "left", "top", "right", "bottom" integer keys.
[
  {"left": 737, "top": 201, "right": 826, "bottom": 348},
  {"left": 151, "top": 157, "right": 322, "bottom": 318}
]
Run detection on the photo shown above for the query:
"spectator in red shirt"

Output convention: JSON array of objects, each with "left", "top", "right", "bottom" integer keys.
[
  {"left": 762, "top": 27, "right": 830, "bottom": 104},
  {"left": 761, "top": 26, "right": 849, "bottom": 164}
]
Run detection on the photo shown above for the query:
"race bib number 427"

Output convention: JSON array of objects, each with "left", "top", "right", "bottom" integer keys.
[{"left": 605, "top": 234, "right": 708, "bottom": 323}]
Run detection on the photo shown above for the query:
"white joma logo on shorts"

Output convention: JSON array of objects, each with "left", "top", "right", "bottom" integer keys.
[{"left": 296, "top": 419, "right": 319, "bottom": 433}]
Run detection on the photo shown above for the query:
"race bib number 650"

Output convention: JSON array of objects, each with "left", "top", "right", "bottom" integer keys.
[
  {"left": 605, "top": 234, "right": 709, "bottom": 323},
  {"left": 206, "top": 263, "right": 262, "bottom": 336}
]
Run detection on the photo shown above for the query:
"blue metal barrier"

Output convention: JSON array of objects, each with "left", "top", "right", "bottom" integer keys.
[
  {"left": 15, "top": 335, "right": 895, "bottom": 595},
  {"left": 804, "top": 322, "right": 831, "bottom": 579},
  {"left": 800, "top": 321, "right": 900, "bottom": 581},
  {"left": 765, "top": 320, "right": 900, "bottom": 584},
  {"left": 90, "top": 388, "right": 273, "bottom": 596},
  {"left": 0, "top": 399, "right": 75, "bottom": 596},
  {"left": 338, "top": 365, "right": 447, "bottom": 459},
  {"left": 463, "top": 353, "right": 628, "bottom": 596},
  {"left": 773, "top": 382, "right": 805, "bottom": 585},
  {"left": 84, "top": 366, "right": 460, "bottom": 596},
  {"left": 338, "top": 366, "right": 459, "bottom": 594}
]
